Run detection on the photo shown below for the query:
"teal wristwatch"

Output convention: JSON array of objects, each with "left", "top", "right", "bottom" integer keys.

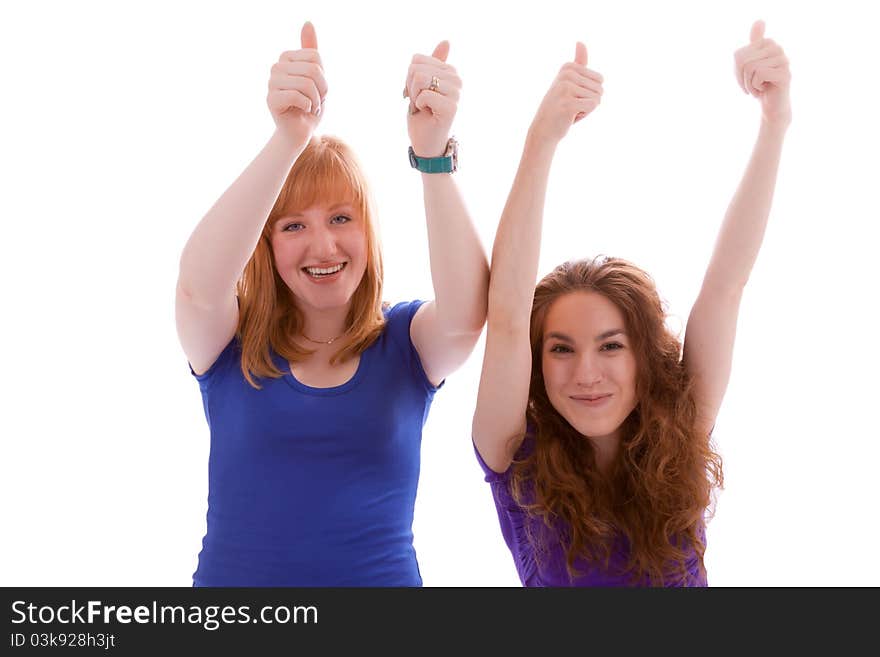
[{"left": 409, "top": 137, "right": 458, "bottom": 173}]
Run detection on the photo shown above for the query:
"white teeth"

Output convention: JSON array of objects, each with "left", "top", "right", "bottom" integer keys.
[{"left": 305, "top": 263, "right": 344, "bottom": 276}]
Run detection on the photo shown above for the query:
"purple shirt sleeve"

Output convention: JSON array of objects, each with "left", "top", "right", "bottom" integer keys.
[{"left": 472, "top": 437, "right": 542, "bottom": 586}]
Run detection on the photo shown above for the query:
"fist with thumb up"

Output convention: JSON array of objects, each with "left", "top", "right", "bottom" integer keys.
[
  {"left": 405, "top": 40, "right": 462, "bottom": 158},
  {"left": 733, "top": 20, "right": 792, "bottom": 127},
  {"left": 266, "top": 21, "right": 329, "bottom": 149},
  {"left": 531, "top": 42, "right": 604, "bottom": 144}
]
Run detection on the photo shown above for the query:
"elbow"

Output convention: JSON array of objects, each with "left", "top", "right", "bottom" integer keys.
[
  {"left": 446, "top": 321, "right": 486, "bottom": 342},
  {"left": 175, "top": 263, "right": 198, "bottom": 304},
  {"left": 176, "top": 247, "right": 200, "bottom": 299},
  {"left": 465, "top": 298, "right": 489, "bottom": 335},
  {"left": 176, "top": 279, "right": 213, "bottom": 312},
  {"left": 435, "top": 294, "right": 488, "bottom": 337},
  {"left": 461, "top": 292, "right": 489, "bottom": 335},
  {"left": 176, "top": 258, "right": 205, "bottom": 308},
  {"left": 176, "top": 267, "right": 232, "bottom": 314}
]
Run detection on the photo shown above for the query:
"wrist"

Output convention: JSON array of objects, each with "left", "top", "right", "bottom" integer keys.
[
  {"left": 409, "top": 140, "right": 448, "bottom": 159},
  {"left": 271, "top": 128, "right": 310, "bottom": 155},
  {"left": 524, "top": 126, "right": 560, "bottom": 158},
  {"left": 409, "top": 137, "right": 458, "bottom": 173},
  {"left": 759, "top": 117, "right": 791, "bottom": 139}
]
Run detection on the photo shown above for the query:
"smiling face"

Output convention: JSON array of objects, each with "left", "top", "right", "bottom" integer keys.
[
  {"left": 269, "top": 202, "right": 368, "bottom": 314},
  {"left": 541, "top": 291, "right": 639, "bottom": 442}
]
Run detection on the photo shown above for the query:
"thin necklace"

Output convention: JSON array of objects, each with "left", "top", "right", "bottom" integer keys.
[{"left": 301, "top": 332, "right": 343, "bottom": 345}]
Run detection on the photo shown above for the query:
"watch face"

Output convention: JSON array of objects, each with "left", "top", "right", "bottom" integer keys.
[{"left": 445, "top": 138, "right": 459, "bottom": 171}]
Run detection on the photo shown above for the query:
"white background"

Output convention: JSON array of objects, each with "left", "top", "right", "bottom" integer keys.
[{"left": 2, "top": 0, "right": 878, "bottom": 586}]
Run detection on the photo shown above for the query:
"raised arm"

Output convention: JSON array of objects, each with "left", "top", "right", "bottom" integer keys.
[
  {"left": 473, "top": 43, "right": 604, "bottom": 472},
  {"left": 405, "top": 42, "right": 490, "bottom": 387},
  {"left": 683, "top": 20, "right": 792, "bottom": 435},
  {"left": 176, "top": 23, "right": 326, "bottom": 374}
]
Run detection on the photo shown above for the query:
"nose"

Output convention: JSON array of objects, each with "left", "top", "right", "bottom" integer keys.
[
  {"left": 309, "top": 223, "right": 339, "bottom": 260},
  {"left": 574, "top": 353, "right": 603, "bottom": 388}
]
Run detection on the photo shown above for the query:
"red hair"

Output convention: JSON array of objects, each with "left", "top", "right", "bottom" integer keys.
[
  {"left": 236, "top": 135, "right": 385, "bottom": 388},
  {"left": 511, "top": 256, "right": 724, "bottom": 585}
]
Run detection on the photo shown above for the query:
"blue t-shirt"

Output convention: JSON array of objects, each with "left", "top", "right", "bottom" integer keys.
[{"left": 190, "top": 300, "right": 440, "bottom": 586}]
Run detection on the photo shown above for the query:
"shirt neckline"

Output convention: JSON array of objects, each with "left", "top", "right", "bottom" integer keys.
[{"left": 273, "top": 343, "right": 372, "bottom": 397}]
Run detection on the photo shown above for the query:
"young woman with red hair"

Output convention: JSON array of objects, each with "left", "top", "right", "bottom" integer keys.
[
  {"left": 473, "top": 21, "right": 791, "bottom": 586},
  {"left": 176, "top": 23, "right": 487, "bottom": 586}
]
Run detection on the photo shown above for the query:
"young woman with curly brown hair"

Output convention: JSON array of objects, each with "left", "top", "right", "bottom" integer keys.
[{"left": 472, "top": 21, "right": 791, "bottom": 586}]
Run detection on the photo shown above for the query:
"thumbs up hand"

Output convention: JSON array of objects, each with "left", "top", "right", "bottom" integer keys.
[
  {"left": 734, "top": 20, "right": 792, "bottom": 127},
  {"left": 266, "top": 21, "right": 329, "bottom": 149},
  {"left": 530, "top": 42, "right": 604, "bottom": 144},
  {"left": 405, "top": 41, "right": 462, "bottom": 158}
]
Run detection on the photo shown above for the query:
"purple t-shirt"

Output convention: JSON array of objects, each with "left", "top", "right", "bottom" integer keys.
[{"left": 474, "top": 436, "right": 707, "bottom": 587}]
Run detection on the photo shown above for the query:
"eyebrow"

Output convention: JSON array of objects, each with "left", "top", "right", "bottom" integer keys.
[
  {"left": 284, "top": 203, "right": 354, "bottom": 219},
  {"left": 544, "top": 329, "right": 626, "bottom": 343}
]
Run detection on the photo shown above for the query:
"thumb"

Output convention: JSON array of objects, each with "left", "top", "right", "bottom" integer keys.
[
  {"left": 432, "top": 40, "right": 450, "bottom": 62},
  {"left": 575, "top": 41, "right": 588, "bottom": 66},
  {"left": 301, "top": 21, "right": 318, "bottom": 49},
  {"left": 750, "top": 20, "right": 765, "bottom": 44}
]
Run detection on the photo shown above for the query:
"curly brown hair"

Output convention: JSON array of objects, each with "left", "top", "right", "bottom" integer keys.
[{"left": 509, "top": 257, "right": 724, "bottom": 585}]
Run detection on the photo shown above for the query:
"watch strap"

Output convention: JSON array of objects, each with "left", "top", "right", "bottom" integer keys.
[{"left": 408, "top": 147, "right": 455, "bottom": 173}]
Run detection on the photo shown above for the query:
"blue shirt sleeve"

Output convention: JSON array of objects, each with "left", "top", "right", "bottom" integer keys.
[
  {"left": 383, "top": 299, "right": 444, "bottom": 394},
  {"left": 189, "top": 336, "right": 239, "bottom": 392}
]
